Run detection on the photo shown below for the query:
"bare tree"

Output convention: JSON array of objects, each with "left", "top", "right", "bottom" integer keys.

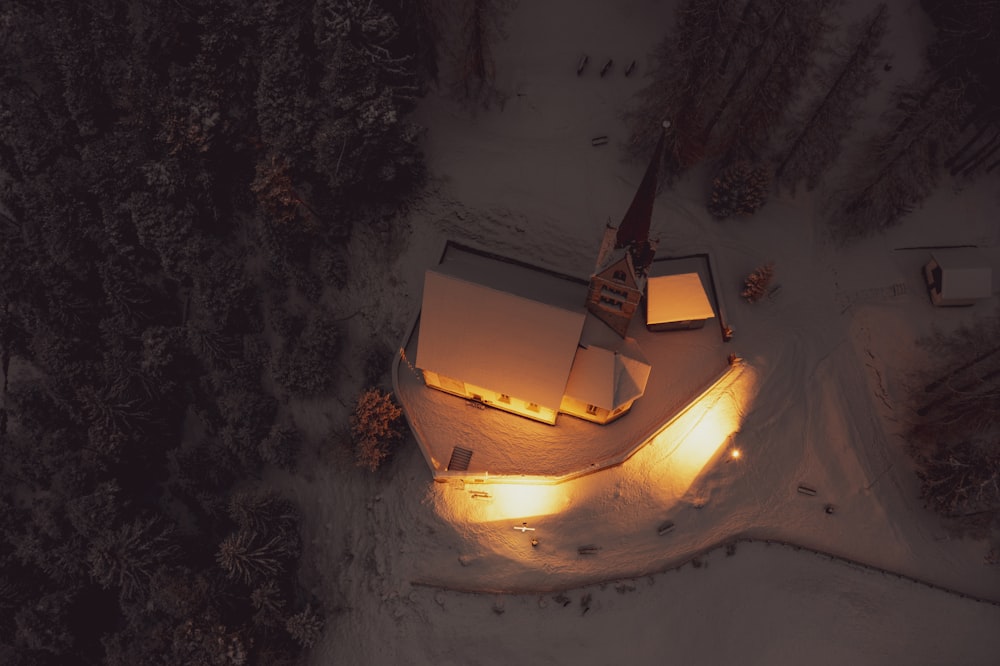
[
  {"left": 351, "top": 387, "right": 404, "bottom": 471},
  {"left": 741, "top": 262, "right": 776, "bottom": 302},
  {"left": 914, "top": 310, "right": 1000, "bottom": 441},
  {"left": 910, "top": 309, "right": 1000, "bottom": 520}
]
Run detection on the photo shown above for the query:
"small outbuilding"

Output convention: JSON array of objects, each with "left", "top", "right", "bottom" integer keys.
[
  {"left": 645, "top": 273, "right": 716, "bottom": 331},
  {"left": 923, "top": 249, "right": 993, "bottom": 307}
]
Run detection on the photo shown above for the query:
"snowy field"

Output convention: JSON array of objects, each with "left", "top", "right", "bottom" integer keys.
[{"left": 280, "top": 0, "right": 1000, "bottom": 663}]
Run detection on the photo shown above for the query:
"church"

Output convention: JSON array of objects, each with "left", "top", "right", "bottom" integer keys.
[{"left": 413, "top": 125, "right": 715, "bottom": 425}]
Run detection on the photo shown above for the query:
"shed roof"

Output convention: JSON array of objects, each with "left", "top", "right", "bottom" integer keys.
[
  {"left": 646, "top": 273, "right": 716, "bottom": 324},
  {"left": 415, "top": 270, "right": 586, "bottom": 410},
  {"left": 931, "top": 249, "right": 993, "bottom": 300}
]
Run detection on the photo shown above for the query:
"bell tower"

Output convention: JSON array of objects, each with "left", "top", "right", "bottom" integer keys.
[{"left": 586, "top": 121, "right": 668, "bottom": 337}]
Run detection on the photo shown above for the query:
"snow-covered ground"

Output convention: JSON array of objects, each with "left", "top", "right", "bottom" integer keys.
[{"left": 280, "top": 0, "right": 1000, "bottom": 663}]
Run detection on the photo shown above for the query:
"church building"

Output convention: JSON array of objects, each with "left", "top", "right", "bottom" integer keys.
[{"left": 413, "top": 123, "right": 708, "bottom": 425}]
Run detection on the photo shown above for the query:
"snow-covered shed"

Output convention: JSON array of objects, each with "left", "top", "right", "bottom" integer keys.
[
  {"left": 416, "top": 269, "right": 586, "bottom": 424},
  {"left": 645, "top": 273, "right": 716, "bottom": 331},
  {"left": 923, "top": 249, "right": 993, "bottom": 307}
]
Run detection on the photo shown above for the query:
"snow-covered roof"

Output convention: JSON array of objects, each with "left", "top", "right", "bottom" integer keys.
[
  {"left": 646, "top": 273, "right": 716, "bottom": 324},
  {"left": 564, "top": 338, "right": 651, "bottom": 411},
  {"left": 931, "top": 249, "right": 993, "bottom": 300},
  {"left": 616, "top": 345, "right": 652, "bottom": 405},
  {"left": 416, "top": 269, "right": 586, "bottom": 410},
  {"left": 564, "top": 345, "right": 616, "bottom": 409},
  {"left": 434, "top": 249, "right": 584, "bottom": 313}
]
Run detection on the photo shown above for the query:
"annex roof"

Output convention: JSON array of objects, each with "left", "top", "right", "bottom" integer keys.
[
  {"left": 931, "top": 249, "right": 993, "bottom": 300},
  {"left": 564, "top": 337, "right": 651, "bottom": 411},
  {"left": 646, "top": 273, "right": 716, "bottom": 324},
  {"left": 415, "top": 269, "right": 586, "bottom": 410}
]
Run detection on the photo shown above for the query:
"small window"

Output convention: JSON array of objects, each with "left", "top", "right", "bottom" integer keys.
[
  {"left": 599, "top": 296, "right": 623, "bottom": 311},
  {"left": 526, "top": 402, "right": 540, "bottom": 412},
  {"left": 601, "top": 285, "right": 629, "bottom": 299},
  {"left": 586, "top": 404, "right": 599, "bottom": 415},
  {"left": 498, "top": 394, "right": 510, "bottom": 404},
  {"left": 612, "top": 270, "right": 627, "bottom": 282}
]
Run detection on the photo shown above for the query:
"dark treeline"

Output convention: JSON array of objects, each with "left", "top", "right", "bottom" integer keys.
[
  {"left": 0, "top": 0, "right": 429, "bottom": 663},
  {"left": 910, "top": 311, "right": 1000, "bottom": 565},
  {"left": 629, "top": 0, "right": 999, "bottom": 237},
  {"left": 628, "top": 0, "right": 836, "bottom": 178}
]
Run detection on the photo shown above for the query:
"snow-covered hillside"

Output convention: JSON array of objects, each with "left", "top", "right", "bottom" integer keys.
[{"left": 285, "top": 1, "right": 1000, "bottom": 663}]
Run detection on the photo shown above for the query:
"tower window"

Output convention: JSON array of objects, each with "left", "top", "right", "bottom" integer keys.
[
  {"left": 602, "top": 285, "right": 629, "bottom": 299},
  {"left": 612, "top": 270, "right": 627, "bottom": 282},
  {"left": 599, "top": 296, "right": 623, "bottom": 311}
]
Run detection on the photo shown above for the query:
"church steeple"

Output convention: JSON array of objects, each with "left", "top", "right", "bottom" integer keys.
[
  {"left": 585, "top": 121, "right": 669, "bottom": 338},
  {"left": 615, "top": 121, "right": 668, "bottom": 276}
]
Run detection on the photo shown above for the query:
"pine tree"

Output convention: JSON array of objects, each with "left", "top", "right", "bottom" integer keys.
[
  {"left": 271, "top": 306, "right": 342, "bottom": 397},
  {"left": 775, "top": 4, "right": 889, "bottom": 193},
  {"left": 169, "top": 618, "right": 250, "bottom": 666},
  {"left": 87, "top": 517, "right": 180, "bottom": 601},
  {"left": 227, "top": 490, "right": 299, "bottom": 536},
  {"left": 251, "top": 579, "right": 286, "bottom": 628},
  {"left": 258, "top": 421, "right": 302, "bottom": 470},
  {"left": 708, "top": 160, "right": 771, "bottom": 219},
  {"left": 741, "top": 262, "right": 775, "bottom": 302},
  {"left": 700, "top": 0, "right": 833, "bottom": 160},
  {"left": 313, "top": 0, "right": 424, "bottom": 201},
  {"left": 285, "top": 604, "right": 324, "bottom": 648},
  {"left": 630, "top": 0, "right": 833, "bottom": 173},
  {"left": 14, "top": 591, "right": 77, "bottom": 656},
  {"left": 252, "top": 155, "right": 317, "bottom": 230},
  {"left": 627, "top": 0, "right": 743, "bottom": 169},
  {"left": 833, "top": 76, "right": 968, "bottom": 241},
  {"left": 216, "top": 530, "right": 290, "bottom": 585}
]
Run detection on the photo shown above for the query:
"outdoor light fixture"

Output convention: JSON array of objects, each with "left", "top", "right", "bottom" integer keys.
[{"left": 641, "top": 363, "right": 757, "bottom": 498}]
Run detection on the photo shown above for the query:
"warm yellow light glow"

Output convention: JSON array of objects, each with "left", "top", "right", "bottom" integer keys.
[
  {"left": 641, "top": 364, "right": 756, "bottom": 498},
  {"left": 482, "top": 483, "right": 566, "bottom": 522},
  {"left": 433, "top": 482, "right": 569, "bottom": 525},
  {"left": 428, "top": 364, "right": 757, "bottom": 530}
]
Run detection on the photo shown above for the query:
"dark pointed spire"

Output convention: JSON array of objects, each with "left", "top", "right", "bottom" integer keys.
[{"left": 615, "top": 121, "right": 669, "bottom": 253}]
